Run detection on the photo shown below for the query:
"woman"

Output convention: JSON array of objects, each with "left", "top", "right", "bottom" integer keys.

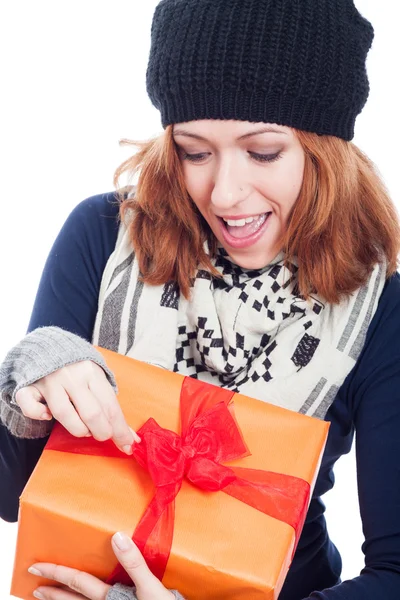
[{"left": 1, "top": 0, "right": 400, "bottom": 599}]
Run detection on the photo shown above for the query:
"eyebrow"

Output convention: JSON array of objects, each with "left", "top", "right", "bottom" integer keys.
[{"left": 172, "top": 126, "right": 288, "bottom": 141}]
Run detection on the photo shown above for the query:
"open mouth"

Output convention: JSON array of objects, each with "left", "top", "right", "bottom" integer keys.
[{"left": 217, "top": 212, "right": 273, "bottom": 249}]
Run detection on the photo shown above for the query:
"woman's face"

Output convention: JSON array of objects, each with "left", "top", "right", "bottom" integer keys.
[{"left": 173, "top": 120, "right": 305, "bottom": 269}]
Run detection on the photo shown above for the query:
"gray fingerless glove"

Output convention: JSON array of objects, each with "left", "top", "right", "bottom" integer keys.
[
  {"left": 106, "top": 583, "right": 185, "bottom": 600},
  {"left": 0, "top": 326, "right": 118, "bottom": 439}
]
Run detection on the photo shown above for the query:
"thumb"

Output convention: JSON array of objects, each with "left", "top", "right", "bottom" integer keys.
[{"left": 111, "top": 532, "right": 173, "bottom": 599}]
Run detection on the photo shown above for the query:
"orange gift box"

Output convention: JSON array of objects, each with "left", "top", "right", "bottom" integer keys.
[{"left": 11, "top": 347, "right": 329, "bottom": 600}]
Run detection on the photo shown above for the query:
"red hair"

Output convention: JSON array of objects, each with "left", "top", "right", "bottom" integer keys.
[{"left": 114, "top": 126, "right": 400, "bottom": 303}]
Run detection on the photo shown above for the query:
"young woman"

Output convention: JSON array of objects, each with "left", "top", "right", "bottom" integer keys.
[{"left": 1, "top": 1, "right": 400, "bottom": 599}]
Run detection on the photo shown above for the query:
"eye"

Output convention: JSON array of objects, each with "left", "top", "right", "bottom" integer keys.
[
  {"left": 180, "top": 151, "right": 282, "bottom": 164},
  {"left": 181, "top": 152, "right": 210, "bottom": 163},
  {"left": 249, "top": 151, "right": 282, "bottom": 163}
]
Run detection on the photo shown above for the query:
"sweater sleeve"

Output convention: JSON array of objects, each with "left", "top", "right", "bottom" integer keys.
[
  {"left": 0, "top": 192, "right": 120, "bottom": 522},
  {"left": 106, "top": 583, "right": 185, "bottom": 600},
  {"left": 302, "top": 274, "right": 400, "bottom": 599},
  {"left": 0, "top": 326, "right": 118, "bottom": 438},
  {"left": 26, "top": 192, "right": 121, "bottom": 339}
]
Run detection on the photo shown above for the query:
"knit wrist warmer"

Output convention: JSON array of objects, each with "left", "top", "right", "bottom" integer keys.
[
  {"left": 0, "top": 326, "right": 118, "bottom": 439},
  {"left": 106, "top": 583, "right": 185, "bottom": 600}
]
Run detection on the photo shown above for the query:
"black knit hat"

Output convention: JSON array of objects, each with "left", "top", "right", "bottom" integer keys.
[{"left": 146, "top": 0, "right": 374, "bottom": 141}]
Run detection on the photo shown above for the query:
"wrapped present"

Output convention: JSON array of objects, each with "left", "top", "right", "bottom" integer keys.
[{"left": 11, "top": 347, "right": 329, "bottom": 600}]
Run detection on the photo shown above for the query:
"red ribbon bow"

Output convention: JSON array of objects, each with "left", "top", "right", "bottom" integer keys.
[{"left": 46, "top": 377, "right": 310, "bottom": 585}]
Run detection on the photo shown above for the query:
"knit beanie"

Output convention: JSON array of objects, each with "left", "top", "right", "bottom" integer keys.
[{"left": 146, "top": 0, "right": 374, "bottom": 141}]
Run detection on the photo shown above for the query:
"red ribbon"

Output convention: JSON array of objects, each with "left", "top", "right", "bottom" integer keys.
[{"left": 46, "top": 377, "right": 310, "bottom": 586}]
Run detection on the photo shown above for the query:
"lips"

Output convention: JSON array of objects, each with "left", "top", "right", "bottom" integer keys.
[{"left": 217, "top": 212, "right": 273, "bottom": 249}]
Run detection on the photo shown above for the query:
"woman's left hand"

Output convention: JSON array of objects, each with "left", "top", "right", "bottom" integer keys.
[{"left": 28, "top": 532, "right": 175, "bottom": 600}]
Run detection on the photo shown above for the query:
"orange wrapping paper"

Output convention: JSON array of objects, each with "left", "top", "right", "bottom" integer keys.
[{"left": 11, "top": 347, "right": 329, "bottom": 600}]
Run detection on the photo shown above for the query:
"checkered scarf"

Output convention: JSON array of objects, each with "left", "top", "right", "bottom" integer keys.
[{"left": 92, "top": 215, "right": 386, "bottom": 420}]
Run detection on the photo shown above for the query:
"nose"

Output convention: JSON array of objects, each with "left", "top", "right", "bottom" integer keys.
[{"left": 210, "top": 155, "right": 247, "bottom": 212}]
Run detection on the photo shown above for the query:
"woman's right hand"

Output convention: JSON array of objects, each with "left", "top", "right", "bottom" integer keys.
[{"left": 14, "top": 360, "right": 140, "bottom": 454}]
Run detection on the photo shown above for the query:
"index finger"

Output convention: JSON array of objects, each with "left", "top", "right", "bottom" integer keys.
[
  {"left": 88, "top": 375, "right": 141, "bottom": 452},
  {"left": 29, "top": 563, "right": 110, "bottom": 600}
]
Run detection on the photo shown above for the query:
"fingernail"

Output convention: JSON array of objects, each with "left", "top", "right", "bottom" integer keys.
[
  {"left": 28, "top": 567, "right": 42, "bottom": 576},
  {"left": 122, "top": 444, "right": 133, "bottom": 455},
  {"left": 84, "top": 433, "right": 92, "bottom": 438},
  {"left": 40, "top": 413, "right": 52, "bottom": 421},
  {"left": 33, "top": 590, "right": 45, "bottom": 599},
  {"left": 113, "top": 532, "right": 133, "bottom": 552},
  {"left": 129, "top": 427, "right": 141, "bottom": 443}
]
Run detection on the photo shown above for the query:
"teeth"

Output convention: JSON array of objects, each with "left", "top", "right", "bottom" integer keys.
[{"left": 223, "top": 214, "right": 264, "bottom": 227}]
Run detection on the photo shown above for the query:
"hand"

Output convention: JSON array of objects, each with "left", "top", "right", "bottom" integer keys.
[
  {"left": 29, "top": 532, "right": 175, "bottom": 600},
  {"left": 15, "top": 360, "right": 140, "bottom": 455}
]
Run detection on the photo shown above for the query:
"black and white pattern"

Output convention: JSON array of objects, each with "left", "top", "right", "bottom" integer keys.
[
  {"left": 161, "top": 282, "right": 180, "bottom": 310},
  {"left": 172, "top": 249, "right": 327, "bottom": 393},
  {"left": 92, "top": 207, "right": 387, "bottom": 420}
]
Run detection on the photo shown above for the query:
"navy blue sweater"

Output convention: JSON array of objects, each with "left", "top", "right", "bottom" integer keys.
[{"left": 1, "top": 192, "right": 400, "bottom": 599}]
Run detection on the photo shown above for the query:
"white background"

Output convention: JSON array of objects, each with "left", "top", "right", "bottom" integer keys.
[{"left": 0, "top": 1, "right": 399, "bottom": 598}]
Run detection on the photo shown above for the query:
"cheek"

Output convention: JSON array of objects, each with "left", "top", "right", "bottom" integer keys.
[
  {"left": 266, "top": 153, "right": 305, "bottom": 214},
  {"left": 290, "top": 153, "right": 306, "bottom": 198},
  {"left": 181, "top": 169, "right": 210, "bottom": 214}
]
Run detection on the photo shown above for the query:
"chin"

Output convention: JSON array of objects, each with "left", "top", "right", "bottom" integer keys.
[{"left": 224, "top": 248, "right": 278, "bottom": 270}]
